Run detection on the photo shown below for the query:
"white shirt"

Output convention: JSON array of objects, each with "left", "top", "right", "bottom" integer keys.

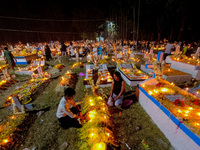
[
  {"left": 70, "top": 48, "right": 75, "bottom": 56},
  {"left": 165, "top": 44, "right": 174, "bottom": 54},
  {"left": 56, "top": 97, "right": 76, "bottom": 118}
]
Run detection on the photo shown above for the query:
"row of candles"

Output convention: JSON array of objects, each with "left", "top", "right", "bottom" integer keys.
[
  {"left": 79, "top": 94, "right": 113, "bottom": 150},
  {"left": 141, "top": 83, "right": 200, "bottom": 134},
  {"left": 1, "top": 77, "right": 50, "bottom": 146}
]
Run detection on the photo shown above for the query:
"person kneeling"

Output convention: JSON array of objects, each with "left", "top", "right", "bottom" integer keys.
[
  {"left": 107, "top": 71, "right": 125, "bottom": 107},
  {"left": 56, "top": 87, "right": 84, "bottom": 129}
]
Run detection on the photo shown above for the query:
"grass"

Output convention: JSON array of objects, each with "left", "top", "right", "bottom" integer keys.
[{"left": 1, "top": 56, "right": 172, "bottom": 150}]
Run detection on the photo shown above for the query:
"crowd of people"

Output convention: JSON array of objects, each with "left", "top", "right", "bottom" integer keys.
[
  {"left": 1, "top": 39, "right": 200, "bottom": 59},
  {"left": 1, "top": 39, "right": 200, "bottom": 129}
]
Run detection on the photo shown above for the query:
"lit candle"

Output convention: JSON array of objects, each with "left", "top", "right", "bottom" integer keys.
[
  {"left": 188, "top": 107, "right": 193, "bottom": 110},
  {"left": 107, "top": 78, "right": 112, "bottom": 82},
  {"left": 3, "top": 139, "right": 9, "bottom": 144},
  {"left": 148, "top": 91, "right": 153, "bottom": 95},
  {"left": 161, "top": 88, "right": 168, "bottom": 92},
  {"left": 185, "top": 110, "right": 189, "bottom": 114}
]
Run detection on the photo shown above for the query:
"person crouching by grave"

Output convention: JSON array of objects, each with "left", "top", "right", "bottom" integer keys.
[
  {"left": 107, "top": 71, "right": 126, "bottom": 107},
  {"left": 56, "top": 87, "right": 84, "bottom": 129},
  {"left": 3, "top": 47, "right": 17, "bottom": 70}
]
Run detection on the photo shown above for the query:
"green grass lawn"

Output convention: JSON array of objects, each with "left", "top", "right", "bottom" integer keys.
[{"left": 1, "top": 56, "right": 172, "bottom": 150}]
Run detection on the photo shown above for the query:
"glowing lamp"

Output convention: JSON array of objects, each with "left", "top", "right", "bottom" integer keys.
[
  {"left": 142, "top": 84, "right": 145, "bottom": 87},
  {"left": 92, "top": 142, "right": 106, "bottom": 150},
  {"left": 90, "top": 133, "right": 96, "bottom": 138},
  {"left": 185, "top": 110, "right": 189, "bottom": 114},
  {"left": 148, "top": 91, "right": 153, "bottom": 95},
  {"left": 153, "top": 89, "right": 158, "bottom": 93},
  {"left": 161, "top": 88, "right": 168, "bottom": 92},
  {"left": 89, "top": 110, "right": 96, "bottom": 119},
  {"left": 3, "top": 139, "right": 9, "bottom": 144},
  {"left": 98, "top": 96, "right": 103, "bottom": 100},
  {"left": 197, "top": 112, "right": 200, "bottom": 116},
  {"left": 178, "top": 109, "right": 181, "bottom": 113},
  {"left": 107, "top": 79, "right": 112, "bottom": 82},
  {"left": 168, "top": 69, "right": 171, "bottom": 72},
  {"left": 188, "top": 107, "right": 193, "bottom": 110}
]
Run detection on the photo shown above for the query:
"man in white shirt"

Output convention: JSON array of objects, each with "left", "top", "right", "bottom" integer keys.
[
  {"left": 56, "top": 87, "right": 84, "bottom": 129},
  {"left": 164, "top": 40, "right": 174, "bottom": 60}
]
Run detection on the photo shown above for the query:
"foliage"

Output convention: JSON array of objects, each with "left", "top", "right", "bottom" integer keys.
[
  {"left": 78, "top": 89, "right": 114, "bottom": 150},
  {"left": 0, "top": 114, "right": 27, "bottom": 146}
]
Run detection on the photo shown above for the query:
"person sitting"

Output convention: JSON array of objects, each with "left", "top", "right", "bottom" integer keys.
[
  {"left": 56, "top": 87, "right": 84, "bottom": 129},
  {"left": 107, "top": 71, "right": 126, "bottom": 107}
]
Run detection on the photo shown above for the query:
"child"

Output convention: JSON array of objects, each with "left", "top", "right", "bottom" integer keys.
[{"left": 56, "top": 87, "right": 84, "bottom": 129}]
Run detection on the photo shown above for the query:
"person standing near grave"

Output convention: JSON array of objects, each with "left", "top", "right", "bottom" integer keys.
[
  {"left": 163, "top": 40, "right": 174, "bottom": 60},
  {"left": 3, "top": 47, "right": 16, "bottom": 70},
  {"left": 182, "top": 42, "right": 188, "bottom": 56},
  {"left": 107, "top": 71, "right": 126, "bottom": 107},
  {"left": 44, "top": 45, "right": 52, "bottom": 61},
  {"left": 60, "top": 41, "right": 67, "bottom": 56}
]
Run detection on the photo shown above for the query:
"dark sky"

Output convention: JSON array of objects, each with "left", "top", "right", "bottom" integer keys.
[
  {"left": 0, "top": 0, "right": 111, "bottom": 19},
  {"left": 0, "top": 0, "right": 200, "bottom": 43}
]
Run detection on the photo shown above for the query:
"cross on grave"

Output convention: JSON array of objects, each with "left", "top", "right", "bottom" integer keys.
[
  {"left": 10, "top": 96, "right": 33, "bottom": 114},
  {"left": 76, "top": 52, "right": 79, "bottom": 63},
  {"left": 3, "top": 69, "right": 11, "bottom": 80},
  {"left": 145, "top": 51, "right": 171, "bottom": 77},
  {"left": 145, "top": 51, "right": 171, "bottom": 69}
]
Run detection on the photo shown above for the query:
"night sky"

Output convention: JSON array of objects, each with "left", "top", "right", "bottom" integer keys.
[{"left": 0, "top": 0, "right": 200, "bottom": 43}]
